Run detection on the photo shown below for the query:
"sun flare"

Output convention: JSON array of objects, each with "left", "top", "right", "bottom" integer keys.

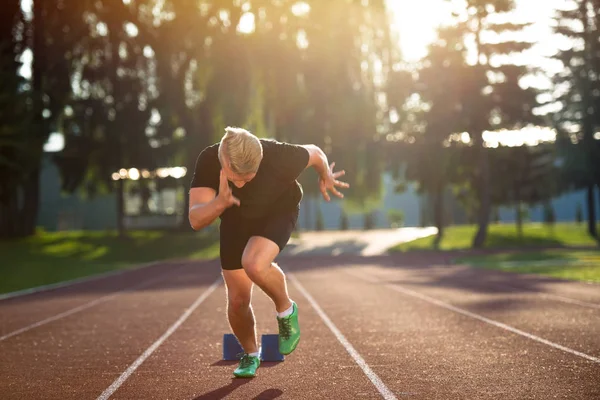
[{"left": 386, "top": 0, "right": 455, "bottom": 62}]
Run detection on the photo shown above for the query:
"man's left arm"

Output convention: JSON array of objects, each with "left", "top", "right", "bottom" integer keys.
[{"left": 301, "top": 144, "right": 350, "bottom": 202}]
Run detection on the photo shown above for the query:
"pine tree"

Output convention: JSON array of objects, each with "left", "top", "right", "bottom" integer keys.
[
  {"left": 551, "top": 0, "right": 600, "bottom": 240},
  {"left": 444, "top": 0, "right": 541, "bottom": 248}
]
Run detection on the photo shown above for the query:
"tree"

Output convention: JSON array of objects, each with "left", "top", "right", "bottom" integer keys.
[
  {"left": 444, "top": 0, "right": 541, "bottom": 248},
  {"left": 0, "top": 1, "right": 35, "bottom": 238},
  {"left": 551, "top": 0, "right": 600, "bottom": 240},
  {"left": 489, "top": 143, "right": 560, "bottom": 236},
  {"left": 390, "top": 24, "right": 470, "bottom": 247}
]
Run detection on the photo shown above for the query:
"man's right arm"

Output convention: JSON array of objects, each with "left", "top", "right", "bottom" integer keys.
[{"left": 188, "top": 187, "right": 227, "bottom": 231}]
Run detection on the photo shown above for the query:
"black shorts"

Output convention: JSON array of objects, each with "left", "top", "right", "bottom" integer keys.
[{"left": 219, "top": 208, "right": 299, "bottom": 271}]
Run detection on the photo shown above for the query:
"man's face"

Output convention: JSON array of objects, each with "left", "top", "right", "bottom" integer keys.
[{"left": 220, "top": 154, "right": 256, "bottom": 188}]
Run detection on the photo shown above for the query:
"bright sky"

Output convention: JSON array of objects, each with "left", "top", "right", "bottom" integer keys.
[
  {"left": 386, "top": 0, "right": 572, "bottom": 145},
  {"left": 386, "top": 0, "right": 569, "bottom": 87},
  {"left": 40, "top": 0, "right": 571, "bottom": 151}
]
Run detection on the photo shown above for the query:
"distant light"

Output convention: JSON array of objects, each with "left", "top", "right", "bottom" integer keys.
[
  {"left": 125, "top": 22, "right": 138, "bottom": 37},
  {"left": 141, "top": 169, "right": 151, "bottom": 179},
  {"left": 238, "top": 12, "right": 255, "bottom": 34},
  {"left": 43, "top": 132, "right": 64, "bottom": 152},
  {"left": 18, "top": 49, "right": 32, "bottom": 79},
  {"left": 128, "top": 168, "right": 140, "bottom": 180},
  {"left": 119, "top": 168, "right": 128, "bottom": 178},
  {"left": 291, "top": 2, "right": 310, "bottom": 16},
  {"left": 594, "top": 132, "right": 600, "bottom": 140},
  {"left": 169, "top": 167, "right": 187, "bottom": 179},
  {"left": 97, "top": 22, "right": 108, "bottom": 36},
  {"left": 111, "top": 173, "right": 121, "bottom": 181},
  {"left": 157, "top": 168, "right": 170, "bottom": 178},
  {"left": 143, "top": 46, "right": 155, "bottom": 58}
]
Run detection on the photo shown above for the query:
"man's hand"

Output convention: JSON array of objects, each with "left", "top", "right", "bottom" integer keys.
[
  {"left": 319, "top": 162, "right": 350, "bottom": 202},
  {"left": 217, "top": 169, "right": 241, "bottom": 208}
]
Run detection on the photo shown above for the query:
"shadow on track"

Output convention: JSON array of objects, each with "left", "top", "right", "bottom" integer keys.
[
  {"left": 191, "top": 379, "right": 251, "bottom": 399},
  {"left": 191, "top": 381, "right": 283, "bottom": 400}
]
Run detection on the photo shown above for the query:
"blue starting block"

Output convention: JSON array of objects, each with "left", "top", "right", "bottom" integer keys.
[
  {"left": 222, "top": 333, "right": 284, "bottom": 362},
  {"left": 260, "top": 334, "right": 284, "bottom": 362}
]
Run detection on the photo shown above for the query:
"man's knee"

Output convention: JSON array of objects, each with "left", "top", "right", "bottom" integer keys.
[
  {"left": 241, "top": 254, "right": 268, "bottom": 282},
  {"left": 228, "top": 293, "right": 251, "bottom": 314}
]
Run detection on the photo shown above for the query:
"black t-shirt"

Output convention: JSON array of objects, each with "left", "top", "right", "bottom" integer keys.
[{"left": 190, "top": 139, "right": 310, "bottom": 220}]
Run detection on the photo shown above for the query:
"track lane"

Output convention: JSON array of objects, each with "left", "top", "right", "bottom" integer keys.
[
  {"left": 350, "top": 263, "right": 600, "bottom": 359},
  {"left": 108, "top": 264, "right": 390, "bottom": 400},
  {"left": 0, "top": 261, "right": 208, "bottom": 337},
  {"left": 286, "top": 263, "right": 600, "bottom": 399},
  {"left": 0, "top": 263, "right": 221, "bottom": 400}
]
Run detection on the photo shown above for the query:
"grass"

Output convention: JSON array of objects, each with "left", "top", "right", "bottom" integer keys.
[
  {"left": 392, "top": 222, "right": 598, "bottom": 252},
  {"left": 0, "top": 229, "right": 220, "bottom": 295},
  {"left": 456, "top": 249, "right": 600, "bottom": 283}
]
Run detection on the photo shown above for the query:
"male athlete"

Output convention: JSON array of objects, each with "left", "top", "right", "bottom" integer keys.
[{"left": 188, "top": 127, "right": 349, "bottom": 378}]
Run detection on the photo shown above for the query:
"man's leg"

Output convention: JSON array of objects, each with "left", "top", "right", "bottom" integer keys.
[
  {"left": 242, "top": 236, "right": 300, "bottom": 355},
  {"left": 241, "top": 237, "right": 291, "bottom": 313},
  {"left": 222, "top": 269, "right": 258, "bottom": 355}
]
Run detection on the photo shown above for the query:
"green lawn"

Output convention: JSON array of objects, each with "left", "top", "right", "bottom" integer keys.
[
  {"left": 392, "top": 222, "right": 598, "bottom": 252},
  {"left": 0, "top": 229, "right": 220, "bottom": 295},
  {"left": 456, "top": 249, "right": 600, "bottom": 283}
]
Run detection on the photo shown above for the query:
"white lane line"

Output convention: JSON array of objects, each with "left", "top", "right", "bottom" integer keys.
[
  {"left": 497, "top": 285, "right": 600, "bottom": 310},
  {"left": 0, "top": 261, "right": 159, "bottom": 301},
  {"left": 365, "top": 268, "right": 600, "bottom": 310},
  {"left": 347, "top": 271, "right": 600, "bottom": 364},
  {"left": 0, "top": 266, "right": 185, "bottom": 342},
  {"left": 96, "top": 278, "right": 221, "bottom": 400},
  {"left": 288, "top": 273, "right": 398, "bottom": 400},
  {"left": 535, "top": 292, "right": 600, "bottom": 310}
]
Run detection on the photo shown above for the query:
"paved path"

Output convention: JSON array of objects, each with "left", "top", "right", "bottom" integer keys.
[
  {"left": 284, "top": 227, "right": 437, "bottom": 256},
  {"left": 1, "top": 238, "right": 599, "bottom": 399}
]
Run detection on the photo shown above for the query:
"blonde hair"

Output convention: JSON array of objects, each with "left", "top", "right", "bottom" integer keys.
[{"left": 218, "top": 127, "right": 263, "bottom": 175}]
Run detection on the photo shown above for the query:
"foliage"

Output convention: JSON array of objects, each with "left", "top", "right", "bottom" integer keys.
[
  {"left": 456, "top": 249, "right": 600, "bottom": 283},
  {"left": 0, "top": 229, "right": 219, "bottom": 294},
  {"left": 551, "top": 0, "right": 600, "bottom": 239},
  {"left": 392, "top": 222, "right": 598, "bottom": 252},
  {"left": 441, "top": 0, "right": 541, "bottom": 248},
  {"left": 387, "top": 209, "right": 405, "bottom": 228}
]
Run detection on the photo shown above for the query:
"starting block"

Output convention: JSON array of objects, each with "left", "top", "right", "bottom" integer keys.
[{"left": 222, "top": 333, "right": 284, "bottom": 362}]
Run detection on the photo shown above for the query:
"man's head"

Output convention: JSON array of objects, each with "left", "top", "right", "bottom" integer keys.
[{"left": 218, "top": 127, "right": 263, "bottom": 188}]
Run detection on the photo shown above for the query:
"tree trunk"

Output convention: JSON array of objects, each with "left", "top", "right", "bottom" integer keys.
[
  {"left": 27, "top": 0, "right": 46, "bottom": 238},
  {"left": 587, "top": 184, "right": 597, "bottom": 238},
  {"left": 471, "top": 13, "right": 490, "bottom": 249},
  {"left": 514, "top": 185, "right": 523, "bottom": 239},
  {"left": 433, "top": 184, "right": 445, "bottom": 249},
  {"left": 116, "top": 178, "right": 125, "bottom": 236},
  {"left": 473, "top": 143, "right": 491, "bottom": 248},
  {"left": 20, "top": 167, "right": 41, "bottom": 236},
  {"left": 516, "top": 203, "right": 523, "bottom": 239},
  {"left": 178, "top": 102, "right": 211, "bottom": 231},
  {"left": 304, "top": 196, "right": 310, "bottom": 231}
]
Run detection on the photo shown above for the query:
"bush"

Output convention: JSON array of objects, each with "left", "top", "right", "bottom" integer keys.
[{"left": 387, "top": 209, "right": 404, "bottom": 228}]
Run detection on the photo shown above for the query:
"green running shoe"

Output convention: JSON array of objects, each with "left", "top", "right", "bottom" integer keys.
[
  {"left": 233, "top": 354, "right": 260, "bottom": 378},
  {"left": 277, "top": 301, "right": 300, "bottom": 355}
]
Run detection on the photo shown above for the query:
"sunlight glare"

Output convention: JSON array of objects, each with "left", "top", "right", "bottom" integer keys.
[
  {"left": 386, "top": 0, "right": 455, "bottom": 61},
  {"left": 292, "top": 2, "right": 310, "bottom": 17},
  {"left": 238, "top": 12, "right": 255, "bottom": 34}
]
